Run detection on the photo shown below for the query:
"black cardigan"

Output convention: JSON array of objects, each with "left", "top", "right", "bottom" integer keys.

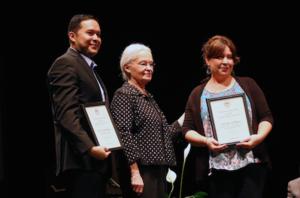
[{"left": 182, "top": 76, "right": 274, "bottom": 181}]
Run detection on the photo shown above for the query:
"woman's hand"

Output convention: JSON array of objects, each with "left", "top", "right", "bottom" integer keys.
[
  {"left": 206, "top": 137, "right": 228, "bottom": 153},
  {"left": 130, "top": 163, "right": 144, "bottom": 194},
  {"left": 131, "top": 170, "right": 144, "bottom": 194},
  {"left": 237, "top": 121, "right": 272, "bottom": 149},
  {"left": 236, "top": 134, "right": 263, "bottom": 149}
]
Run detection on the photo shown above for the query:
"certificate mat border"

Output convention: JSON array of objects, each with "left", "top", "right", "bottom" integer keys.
[
  {"left": 206, "top": 93, "right": 252, "bottom": 145},
  {"left": 82, "top": 102, "right": 123, "bottom": 151}
]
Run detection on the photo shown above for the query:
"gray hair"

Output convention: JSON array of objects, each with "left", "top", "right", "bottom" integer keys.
[{"left": 120, "top": 43, "right": 152, "bottom": 81}]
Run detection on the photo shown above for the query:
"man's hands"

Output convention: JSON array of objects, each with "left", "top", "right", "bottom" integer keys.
[{"left": 88, "top": 146, "right": 111, "bottom": 160}]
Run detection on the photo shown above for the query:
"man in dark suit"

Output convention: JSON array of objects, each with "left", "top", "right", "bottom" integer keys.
[{"left": 47, "top": 14, "right": 111, "bottom": 198}]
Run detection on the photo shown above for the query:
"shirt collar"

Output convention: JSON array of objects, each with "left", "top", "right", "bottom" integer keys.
[
  {"left": 80, "top": 53, "right": 97, "bottom": 69},
  {"left": 124, "top": 82, "right": 153, "bottom": 98},
  {"left": 70, "top": 47, "right": 98, "bottom": 69}
]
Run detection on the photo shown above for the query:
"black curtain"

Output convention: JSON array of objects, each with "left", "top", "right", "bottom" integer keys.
[{"left": 0, "top": 56, "right": 4, "bottom": 182}]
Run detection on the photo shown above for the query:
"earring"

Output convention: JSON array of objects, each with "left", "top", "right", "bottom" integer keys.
[{"left": 206, "top": 66, "right": 211, "bottom": 75}]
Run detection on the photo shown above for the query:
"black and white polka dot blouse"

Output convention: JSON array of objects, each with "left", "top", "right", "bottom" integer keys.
[{"left": 110, "top": 82, "right": 181, "bottom": 166}]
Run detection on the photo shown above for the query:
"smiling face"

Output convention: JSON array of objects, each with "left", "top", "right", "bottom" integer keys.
[
  {"left": 205, "top": 46, "right": 234, "bottom": 78},
  {"left": 124, "top": 51, "right": 154, "bottom": 88},
  {"left": 202, "top": 35, "right": 240, "bottom": 79},
  {"left": 68, "top": 19, "right": 101, "bottom": 57}
]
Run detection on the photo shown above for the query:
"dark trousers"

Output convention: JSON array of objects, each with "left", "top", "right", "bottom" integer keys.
[
  {"left": 209, "top": 163, "right": 268, "bottom": 198},
  {"left": 64, "top": 170, "right": 108, "bottom": 198},
  {"left": 139, "top": 165, "right": 168, "bottom": 198}
]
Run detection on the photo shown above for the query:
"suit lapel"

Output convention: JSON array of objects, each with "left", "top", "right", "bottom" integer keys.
[{"left": 67, "top": 48, "right": 106, "bottom": 101}]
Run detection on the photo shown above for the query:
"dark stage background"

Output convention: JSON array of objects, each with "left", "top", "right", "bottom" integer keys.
[{"left": 1, "top": 3, "right": 299, "bottom": 198}]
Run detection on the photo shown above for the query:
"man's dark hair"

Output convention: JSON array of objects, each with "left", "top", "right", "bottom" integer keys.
[{"left": 68, "top": 14, "right": 99, "bottom": 33}]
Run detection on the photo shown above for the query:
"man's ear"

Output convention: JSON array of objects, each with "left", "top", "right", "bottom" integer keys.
[{"left": 68, "top": 32, "right": 76, "bottom": 43}]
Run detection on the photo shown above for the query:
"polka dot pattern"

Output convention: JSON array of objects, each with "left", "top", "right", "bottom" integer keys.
[{"left": 110, "top": 82, "right": 180, "bottom": 166}]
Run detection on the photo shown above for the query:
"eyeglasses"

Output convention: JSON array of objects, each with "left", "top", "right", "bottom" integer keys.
[{"left": 137, "top": 61, "right": 156, "bottom": 68}]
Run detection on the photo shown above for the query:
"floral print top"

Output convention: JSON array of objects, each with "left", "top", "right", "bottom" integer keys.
[{"left": 201, "top": 80, "right": 260, "bottom": 173}]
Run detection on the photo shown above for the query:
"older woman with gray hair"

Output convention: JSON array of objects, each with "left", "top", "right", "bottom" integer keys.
[{"left": 110, "top": 43, "right": 184, "bottom": 198}]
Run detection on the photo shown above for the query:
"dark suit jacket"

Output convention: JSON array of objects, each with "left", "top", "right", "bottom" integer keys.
[{"left": 47, "top": 48, "right": 111, "bottom": 176}]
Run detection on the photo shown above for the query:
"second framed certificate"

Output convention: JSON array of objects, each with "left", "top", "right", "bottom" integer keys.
[
  {"left": 206, "top": 93, "right": 252, "bottom": 145},
  {"left": 82, "top": 102, "right": 123, "bottom": 151}
]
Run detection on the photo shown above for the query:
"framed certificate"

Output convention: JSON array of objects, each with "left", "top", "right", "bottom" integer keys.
[
  {"left": 206, "top": 93, "right": 252, "bottom": 145},
  {"left": 82, "top": 102, "right": 122, "bottom": 150}
]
